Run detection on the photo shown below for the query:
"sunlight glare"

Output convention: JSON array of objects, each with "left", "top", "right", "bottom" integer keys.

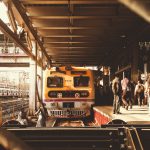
[{"left": 0, "top": 1, "right": 9, "bottom": 23}]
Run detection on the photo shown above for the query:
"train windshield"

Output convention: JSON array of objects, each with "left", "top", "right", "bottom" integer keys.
[
  {"left": 47, "top": 77, "right": 63, "bottom": 87},
  {"left": 74, "top": 76, "right": 89, "bottom": 87}
]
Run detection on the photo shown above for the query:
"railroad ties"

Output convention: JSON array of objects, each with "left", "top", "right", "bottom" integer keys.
[{"left": 53, "top": 118, "right": 85, "bottom": 127}]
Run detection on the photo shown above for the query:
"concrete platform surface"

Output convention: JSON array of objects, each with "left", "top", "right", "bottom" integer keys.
[{"left": 93, "top": 105, "right": 150, "bottom": 124}]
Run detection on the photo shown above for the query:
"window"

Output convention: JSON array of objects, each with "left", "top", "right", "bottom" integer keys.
[
  {"left": 74, "top": 76, "right": 89, "bottom": 87},
  {"left": 47, "top": 77, "right": 63, "bottom": 87}
]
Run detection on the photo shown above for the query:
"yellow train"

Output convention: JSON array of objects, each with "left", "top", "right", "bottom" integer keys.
[{"left": 43, "top": 66, "right": 95, "bottom": 118}]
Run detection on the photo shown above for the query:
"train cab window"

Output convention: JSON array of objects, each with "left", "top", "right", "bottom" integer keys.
[
  {"left": 47, "top": 77, "right": 63, "bottom": 87},
  {"left": 74, "top": 76, "right": 89, "bottom": 87}
]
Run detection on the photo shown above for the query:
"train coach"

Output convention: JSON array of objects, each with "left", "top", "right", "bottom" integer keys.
[{"left": 43, "top": 66, "right": 95, "bottom": 118}]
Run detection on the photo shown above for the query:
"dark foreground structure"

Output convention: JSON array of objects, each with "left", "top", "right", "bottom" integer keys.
[{"left": 0, "top": 126, "right": 149, "bottom": 150}]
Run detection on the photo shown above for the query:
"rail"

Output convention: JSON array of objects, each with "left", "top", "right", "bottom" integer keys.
[
  {"left": 117, "top": 127, "right": 144, "bottom": 150},
  {"left": 54, "top": 119, "right": 85, "bottom": 127}
]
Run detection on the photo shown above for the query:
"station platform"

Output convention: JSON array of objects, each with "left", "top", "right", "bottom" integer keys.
[{"left": 93, "top": 105, "right": 150, "bottom": 125}]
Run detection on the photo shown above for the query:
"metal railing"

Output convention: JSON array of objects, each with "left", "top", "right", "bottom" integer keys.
[{"left": 5, "top": 126, "right": 150, "bottom": 150}]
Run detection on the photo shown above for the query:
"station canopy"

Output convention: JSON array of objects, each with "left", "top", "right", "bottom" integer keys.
[{"left": 1, "top": 0, "right": 150, "bottom": 67}]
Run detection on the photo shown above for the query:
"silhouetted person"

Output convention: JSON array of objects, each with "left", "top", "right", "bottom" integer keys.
[
  {"left": 35, "top": 103, "right": 48, "bottom": 127},
  {"left": 134, "top": 80, "right": 145, "bottom": 106},
  {"left": 126, "top": 79, "right": 133, "bottom": 109},
  {"left": 17, "top": 108, "right": 28, "bottom": 125},
  {"left": 112, "top": 76, "right": 122, "bottom": 114},
  {"left": 144, "top": 76, "right": 150, "bottom": 107}
]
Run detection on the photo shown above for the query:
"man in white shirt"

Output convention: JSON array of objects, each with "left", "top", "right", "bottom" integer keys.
[{"left": 121, "top": 76, "right": 129, "bottom": 110}]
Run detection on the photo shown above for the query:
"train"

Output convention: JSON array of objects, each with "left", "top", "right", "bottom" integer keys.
[
  {"left": 0, "top": 85, "right": 29, "bottom": 97},
  {"left": 43, "top": 66, "right": 95, "bottom": 118},
  {"left": 0, "top": 71, "right": 29, "bottom": 98}
]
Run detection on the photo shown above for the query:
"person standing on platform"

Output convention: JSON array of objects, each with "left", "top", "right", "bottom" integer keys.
[
  {"left": 112, "top": 76, "right": 122, "bottom": 114},
  {"left": 134, "top": 80, "right": 145, "bottom": 106},
  {"left": 126, "top": 79, "right": 133, "bottom": 109},
  {"left": 121, "top": 76, "right": 129, "bottom": 110},
  {"left": 144, "top": 76, "right": 150, "bottom": 108}
]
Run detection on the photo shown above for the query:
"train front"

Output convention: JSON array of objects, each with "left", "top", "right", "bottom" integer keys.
[{"left": 43, "top": 67, "right": 95, "bottom": 118}]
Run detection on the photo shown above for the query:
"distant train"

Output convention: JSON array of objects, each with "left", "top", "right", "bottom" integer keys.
[
  {"left": 0, "top": 83, "right": 29, "bottom": 98},
  {"left": 43, "top": 66, "right": 95, "bottom": 118},
  {"left": 0, "top": 71, "right": 29, "bottom": 98}
]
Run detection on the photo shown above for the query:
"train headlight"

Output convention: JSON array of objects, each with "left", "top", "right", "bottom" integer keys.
[{"left": 75, "top": 93, "right": 80, "bottom": 98}]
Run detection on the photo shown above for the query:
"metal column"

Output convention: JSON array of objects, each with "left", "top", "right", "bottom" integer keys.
[{"left": 29, "top": 40, "right": 37, "bottom": 115}]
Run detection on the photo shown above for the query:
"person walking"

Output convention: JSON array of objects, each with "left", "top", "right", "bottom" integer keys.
[
  {"left": 126, "top": 79, "right": 133, "bottom": 109},
  {"left": 121, "top": 76, "right": 129, "bottom": 110},
  {"left": 112, "top": 76, "right": 122, "bottom": 114}
]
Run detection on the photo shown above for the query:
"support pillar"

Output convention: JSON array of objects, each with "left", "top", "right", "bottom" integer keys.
[
  {"left": 0, "top": 102, "right": 2, "bottom": 126},
  {"left": 123, "top": 71, "right": 125, "bottom": 79},
  {"left": 37, "top": 64, "right": 43, "bottom": 108},
  {"left": 131, "top": 42, "right": 139, "bottom": 82},
  {"left": 148, "top": 61, "right": 150, "bottom": 73},
  {"left": 144, "top": 63, "right": 147, "bottom": 77},
  {"left": 29, "top": 40, "right": 37, "bottom": 115}
]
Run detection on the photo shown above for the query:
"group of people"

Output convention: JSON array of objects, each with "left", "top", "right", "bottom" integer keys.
[{"left": 112, "top": 75, "right": 150, "bottom": 114}]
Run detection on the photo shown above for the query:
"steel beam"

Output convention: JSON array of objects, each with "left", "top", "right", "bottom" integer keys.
[
  {"left": 30, "top": 15, "right": 139, "bottom": 20},
  {"left": 7, "top": 3, "right": 17, "bottom": 33},
  {"left": 0, "top": 62, "right": 29, "bottom": 67},
  {"left": 44, "top": 35, "right": 90, "bottom": 38},
  {"left": 0, "top": 18, "right": 37, "bottom": 62},
  {"left": 45, "top": 46, "right": 100, "bottom": 49},
  {"left": 11, "top": 0, "right": 50, "bottom": 62},
  {"left": 21, "top": 0, "right": 118, "bottom": 5},
  {"left": 52, "top": 61, "right": 100, "bottom": 65},
  {"left": 44, "top": 41, "right": 96, "bottom": 44},
  {"left": 46, "top": 50, "right": 108, "bottom": 54},
  {"left": 119, "top": 0, "right": 150, "bottom": 24},
  {"left": 52, "top": 59, "right": 101, "bottom": 61},
  {"left": 48, "top": 54, "right": 101, "bottom": 57},
  {"left": 36, "top": 27, "right": 97, "bottom": 30}
]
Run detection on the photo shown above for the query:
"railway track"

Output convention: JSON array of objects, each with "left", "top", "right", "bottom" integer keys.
[
  {"left": 54, "top": 118, "right": 85, "bottom": 127},
  {"left": 53, "top": 118, "right": 96, "bottom": 127}
]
